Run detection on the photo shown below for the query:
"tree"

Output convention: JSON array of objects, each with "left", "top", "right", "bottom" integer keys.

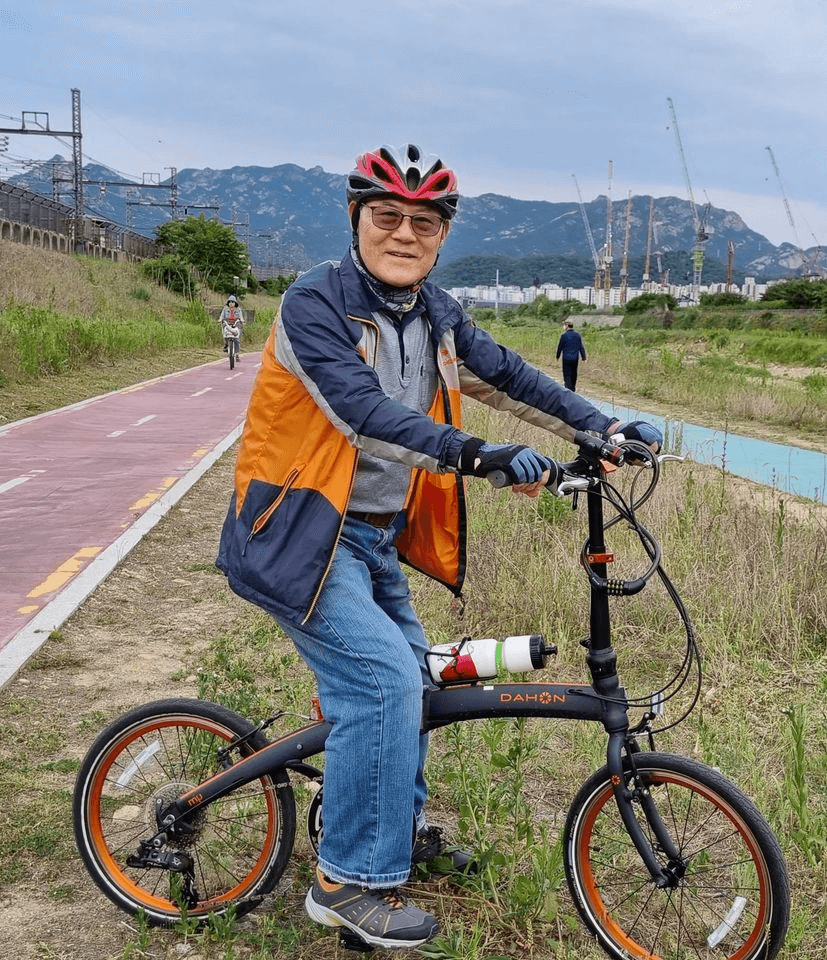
[
  {"left": 156, "top": 216, "right": 248, "bottom": 293},
  {"left": 262, "top": 273, "right": 298, "bottom": 295},
  {"left": 699, "top": 291, "right": 746, "bottom": 307},
  {"left": 760, "top": 278, "right": 827, "bottom": 309},
  {"left": 624, "top": 292, "right": 678, "bottom": 314}
]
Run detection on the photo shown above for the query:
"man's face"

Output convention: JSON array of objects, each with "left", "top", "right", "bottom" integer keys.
[{"left": 350, "top": 197, "right": 449, "bottom": 288}]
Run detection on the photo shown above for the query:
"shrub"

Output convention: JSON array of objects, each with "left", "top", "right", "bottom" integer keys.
[
  {"left": 140, "top": 255, "right": 198, "bottom": 297},
  {"left": 624, "top": 292, "right": 678, "bottom": 314},
  {"left": 699, "top": 291, "right": 747, "bottom": 307}
]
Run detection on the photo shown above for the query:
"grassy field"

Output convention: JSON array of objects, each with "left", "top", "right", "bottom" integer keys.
[
  {"left": 482, "top": 313, "right": 827, "bottom": 451},
  {"left": 0, "top": 244, "right": 276, "bottom": 424},
  {"left": 1, "top": 245, "right": 826, "bottom": 958}
]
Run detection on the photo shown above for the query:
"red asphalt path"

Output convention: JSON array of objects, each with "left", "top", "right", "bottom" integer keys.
[{"left": 0, "top": 356, "right": 258, "bottom": 687}]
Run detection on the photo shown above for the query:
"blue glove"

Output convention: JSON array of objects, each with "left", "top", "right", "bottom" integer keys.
[
  {"left": 609, "top": 420, "right": 663, "bottom": 452},
  {"left": 458, "top": 439, "right": 551, "bottom": 484}
]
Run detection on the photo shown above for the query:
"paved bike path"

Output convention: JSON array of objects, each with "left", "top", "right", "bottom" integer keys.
[{"left": 0, "top": 356, "right": 259, "bottom": 688}]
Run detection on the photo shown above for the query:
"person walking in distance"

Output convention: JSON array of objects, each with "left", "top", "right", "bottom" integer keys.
[
  {"left": 217, "top": 143, "right": 662, "bottom": 950},
  {"left": 219, "top": 295, "right": 244, "bottom": 358},
  {"left": 556, "top": 318, "right": 586, "bottom": 391}
]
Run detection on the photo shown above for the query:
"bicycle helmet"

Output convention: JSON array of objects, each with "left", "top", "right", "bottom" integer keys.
[{"left": 347, "top": 144, "right": 460, "bottom": 220}]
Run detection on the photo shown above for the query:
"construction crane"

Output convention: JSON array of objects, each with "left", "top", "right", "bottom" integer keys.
[
  {"left": 765, "top": 144, "right": 815, "bottom": 276},
  {"left": 572, "top": 173, "right": 602, "bottom": 298},
  {"left": 642, "top": 197, "right": 655, "bottom": 291},
  {"left": 726, "top": 240, "right": 735, "bottom": 292},
  {"left": 666, "top": 97, "right": 708, "bottom": 301},
  {"left": 601, "top": 160, "right": 614, "bottom": 309},
  {"left": 651, "top": 218, "right": 668, "bottom": 287},
  {"left": 619, "top": 191, "right": 633, "bottom": 305}
]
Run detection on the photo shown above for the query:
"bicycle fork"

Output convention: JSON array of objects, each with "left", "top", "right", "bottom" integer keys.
[{"left": 605, "top": 728, "right": 684, "bottom": 889}]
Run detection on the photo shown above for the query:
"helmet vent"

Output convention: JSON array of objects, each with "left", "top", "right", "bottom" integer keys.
[{"left": 370, "top": 158, "right": 394, "bottom": 184}]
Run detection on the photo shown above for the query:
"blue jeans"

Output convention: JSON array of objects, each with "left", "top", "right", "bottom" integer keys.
[{"left": 274, "top": 512, "right": 431, "bottom": 888}]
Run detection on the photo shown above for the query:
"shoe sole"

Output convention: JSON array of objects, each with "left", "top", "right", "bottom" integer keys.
[{"left": 304, "top": 888, "right": 437, "bottom": 949}]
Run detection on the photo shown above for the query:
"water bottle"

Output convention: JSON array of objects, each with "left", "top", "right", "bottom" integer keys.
[{"left": 426, "top": 634, "right": 549, "bottom": 684}]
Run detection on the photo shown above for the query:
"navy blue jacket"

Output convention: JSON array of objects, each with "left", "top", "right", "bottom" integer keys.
[{"left": 556, "top": 328, "right": 586, "bottom": 362}]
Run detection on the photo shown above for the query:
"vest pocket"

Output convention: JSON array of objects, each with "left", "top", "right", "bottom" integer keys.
[{"left": 245, "top": 469, "right": 299, "bottom": 545}]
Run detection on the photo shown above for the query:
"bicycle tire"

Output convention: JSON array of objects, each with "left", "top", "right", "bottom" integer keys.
[
  {"left": 73, "top": 698, "right": 296, "bottom": 925},
  {"left": 229, "top": 339, "right": 236, "bottom": 369},
  {"left": 563, "top": 751, "right": 789, "bottom": 960}
]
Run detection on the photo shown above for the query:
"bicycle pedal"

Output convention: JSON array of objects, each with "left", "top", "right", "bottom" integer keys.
[{"left": 338, "top": 928, "right": 375, "bottom": 953}]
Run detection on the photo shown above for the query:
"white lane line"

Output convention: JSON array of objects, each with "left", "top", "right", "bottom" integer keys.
[
  {"left": 133, "top": 415, "right": 157, "bottom": 426},
  {"left": 190, "top": 388, "right": 213, "bottom": 397},
  {"left": 0, "top": 476, "right": 32, "bottom": 494},
  {"left": 107, "top": 430, "right": 125, "bottom": 438},
  {"left": 0, "top": 357, "right": 228, "bottom": 438},
  {"left": 0, "top": 421, "right": 244, "bottom": 689}
]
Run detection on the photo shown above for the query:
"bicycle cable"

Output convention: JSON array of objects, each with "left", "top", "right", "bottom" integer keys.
[{"left": 570, "top": 442, "right": 703, "bottom": 732}]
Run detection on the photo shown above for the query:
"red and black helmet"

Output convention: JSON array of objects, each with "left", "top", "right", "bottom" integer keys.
[{"left": 347, "top": 144, "right": 460, "bottom": 220}]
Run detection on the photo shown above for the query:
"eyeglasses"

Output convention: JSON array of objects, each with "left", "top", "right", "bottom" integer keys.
[{"left": 364, "top": 204, "right": 446, "bottom": 237}]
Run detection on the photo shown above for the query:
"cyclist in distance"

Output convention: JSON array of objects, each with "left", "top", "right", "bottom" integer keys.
[
  {"left": 217, "top": 143, "right": 662, "bottom": 949},
  {"left": 219, "top": 294, "right": 244, "bottom": 357}
]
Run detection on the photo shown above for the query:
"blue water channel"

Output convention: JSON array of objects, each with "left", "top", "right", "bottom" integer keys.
[{"left": 585, "top": 397, "right": 827, "bottom": 505}]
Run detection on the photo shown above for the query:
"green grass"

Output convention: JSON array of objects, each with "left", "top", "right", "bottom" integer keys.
[
  {"left": 483, "top": 318, "right": 827, "bottom": 446},
  {"left": 1, "top": 248, "right": 825, "bottom": 957}
]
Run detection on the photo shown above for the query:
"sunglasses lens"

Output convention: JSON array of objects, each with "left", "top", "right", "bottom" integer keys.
[
  {"left": 410, "top": 216, "right": 440, "bottom": 236},
  {"left": 371, "top": 209, "right": 403, "bottom": 230},
  {"left": 368, "top": 207, "right": 443, "bottom": 236}
]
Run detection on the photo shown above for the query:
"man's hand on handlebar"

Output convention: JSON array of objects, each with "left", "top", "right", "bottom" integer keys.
[
  {"left": 605, "top": 419, "right": 663, "bottom": 460},
  {"left": 458, "top": 438, "right": 553, "bottom": 495}
]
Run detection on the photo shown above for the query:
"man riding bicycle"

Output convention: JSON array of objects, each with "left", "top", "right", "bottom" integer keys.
[{"left": 217, "top": 142, "right": 662, "bottom": 949}]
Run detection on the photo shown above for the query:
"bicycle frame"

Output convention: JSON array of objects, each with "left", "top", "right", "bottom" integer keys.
[{"left": 155, "top": 452, "right": 679, "bottom": 888}]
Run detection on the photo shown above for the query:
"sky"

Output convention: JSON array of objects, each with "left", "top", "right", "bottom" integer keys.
[{"left": 1, "top": 0, "right": 825, "bottom": 249}]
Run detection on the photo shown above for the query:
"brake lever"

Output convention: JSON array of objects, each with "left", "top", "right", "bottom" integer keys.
[{"left": 636, "top": 453, "right": 685, "bottom": 470}]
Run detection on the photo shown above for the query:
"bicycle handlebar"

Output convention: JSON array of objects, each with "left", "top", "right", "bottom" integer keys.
[{"left": 485, "top": 430, "right": 653, "bottom": 493}]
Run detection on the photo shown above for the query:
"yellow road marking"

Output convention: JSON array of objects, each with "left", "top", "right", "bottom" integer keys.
[
  {"left": 130, "top": 477, "right": 178, "bottom": 511},
  {"left": 27, "top": 546, "right": 104, "bottom": 599}
]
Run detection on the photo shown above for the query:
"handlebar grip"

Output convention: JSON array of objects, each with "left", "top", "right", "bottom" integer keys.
[
  {"left": 487, "top": 469, "right": 511, "bottom": 488},
  {"left": 573, "top": 430, "right": 625, "bottom": 466},
  {"left": 486, "top": 460, "right": 564, "bottom": 491}
]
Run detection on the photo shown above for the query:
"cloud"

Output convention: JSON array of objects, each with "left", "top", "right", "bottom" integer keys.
[{"left": 1, "top": 0, "right": 824, "bottom": 247}]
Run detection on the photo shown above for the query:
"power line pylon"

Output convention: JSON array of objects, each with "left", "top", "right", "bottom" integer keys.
[{"left": 0, "top": 87, "right": 83, "bottom": 247}]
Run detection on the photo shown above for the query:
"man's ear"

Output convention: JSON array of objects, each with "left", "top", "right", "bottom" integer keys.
[{"left": 439, "top": 220, "right": 451, "bottom": 247}]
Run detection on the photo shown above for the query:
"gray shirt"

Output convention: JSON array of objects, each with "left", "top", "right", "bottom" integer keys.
[{"left": 348, "top": 307, "right": 438, "bottom": 514}]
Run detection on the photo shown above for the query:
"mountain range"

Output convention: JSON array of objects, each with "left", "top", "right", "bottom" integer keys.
[{"left": 13, "top": 157, "right": 825, "bottom": 284}]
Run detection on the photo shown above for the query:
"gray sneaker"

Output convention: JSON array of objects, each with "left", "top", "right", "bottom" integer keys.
[{"left": 305, "top": 868, "right": 439, "bottom": 948}]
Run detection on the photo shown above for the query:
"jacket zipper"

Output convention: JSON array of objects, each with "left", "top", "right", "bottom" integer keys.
[{"left": 301, "top": 315, "right": 379, "bottom": 625}]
